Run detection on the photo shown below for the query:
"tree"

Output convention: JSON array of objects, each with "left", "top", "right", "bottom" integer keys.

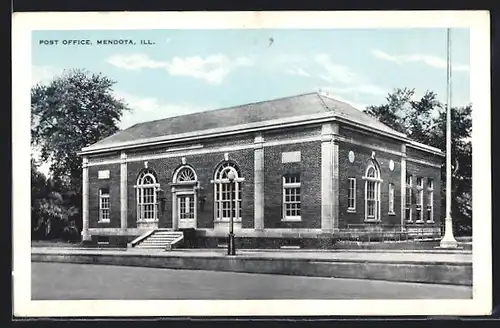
[
  {"left": 364, "top": 88, "right": 441, "bottom": 145},
  {"left": 365, "top": 88, "right": 472, "bottom": 235},
  {"left": 31, "top": 69, "right": 131, "bottom": 239},
  {"left": 31, "top": 158, "right": 48, "bottom": 238}
]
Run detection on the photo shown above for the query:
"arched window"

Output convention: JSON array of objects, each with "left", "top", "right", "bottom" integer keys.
[
  {"left": 136, "top": 168, "right": 160, "bottom": 222},
  {"left": 173, "top": 166, "right": 197, "bottom": 184},
  {"left": 213, "top": 162, "right": 243, "bottom": 221},
  {"left": 364, "top": 161, "right": 381, "bottom": 221}
]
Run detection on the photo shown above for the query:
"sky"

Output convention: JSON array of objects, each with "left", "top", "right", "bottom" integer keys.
[{"left": 32, "top": 28, "right": 471, "bottom": 133}]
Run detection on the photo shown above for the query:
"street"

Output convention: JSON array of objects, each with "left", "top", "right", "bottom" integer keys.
[{"left": 31, "top": 262, "right": 472, "bottom": 300}]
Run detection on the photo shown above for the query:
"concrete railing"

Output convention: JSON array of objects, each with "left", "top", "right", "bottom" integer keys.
[
  {"left": 127, "top": 229, "right": 156, "bottom": 248},
  {"left": 342, "top": 224, "right": 441, "bottom": 242},
  {"left": 165, "top": 234, "right": 185, "bottom": 251}
]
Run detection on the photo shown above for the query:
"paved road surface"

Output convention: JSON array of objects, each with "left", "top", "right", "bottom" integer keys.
[{"left": 32, "top": 262, "right": 472, "bottom": 300}]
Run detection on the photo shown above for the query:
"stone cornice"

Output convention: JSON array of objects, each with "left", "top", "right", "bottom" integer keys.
[{"left": 77, "top": 112, "right": 435, "bottom": 157}]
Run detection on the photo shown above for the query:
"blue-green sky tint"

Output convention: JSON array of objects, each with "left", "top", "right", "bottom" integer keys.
[{"left": 32, "top": 28, "right": 470, "bottom": 129}]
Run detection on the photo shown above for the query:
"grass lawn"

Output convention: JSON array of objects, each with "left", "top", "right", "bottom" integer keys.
[
  {"left": 31, "top": 237, "right": 472, "bottom": 251},
  {"left": 31, "top": 240, "right": 83, "bottom": 248},
  {"left": 333, "top": 240, "right": 472, "bottom": 251}
]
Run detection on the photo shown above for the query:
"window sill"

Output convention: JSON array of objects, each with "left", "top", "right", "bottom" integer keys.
[
  {"left": 137, "top": 219, "right": 159, "bottom": 223},
  {"left": 347, "top": 209, "right": 356, "bottom": 213},
  {"left": 214, "top": 218, "right": 242, "bottom": 223},
  {"left": 97, "top": 220, "right": 110, "bottom": 224},
  {"left": 364, "top": 218, "right": 381, "bottom": 223},
  {"left": 282, "top": 217, "right": 302, "bottom": 222},
  {"left": 388, "top": 211, "right": 396, "bottom": 216}
]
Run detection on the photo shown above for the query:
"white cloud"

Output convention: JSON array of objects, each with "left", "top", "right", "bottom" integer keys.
[
  {"left": 272, "top": 54, "right": 308, "bottom": 66},
  {"left": 114, "top": 90, "right": 206, "bottom": 129},
  {"left": 314, "top": 54, "right": 388, "bottom": 97},
  {"left": 269, "top": 54, "right": 312, "bottom": 78},
  {"left": 32, "top": 65, "right": 64, "bottom": 85},
  {"left": 322, "top": 85, "right": 387, "bottom": 97},
  {"left": 371, "top": 49, "right": 398, "bottom": 62},
  {"left": 371, "top": 49, "right": 469, "bottom": 72},
  {"left": 107, "top": 53, "right": 255, "bottom": 85},
  {"left": 315, "top": 54, "right": 362, "bottom": 85},
  {"left": 286, "top": 68, "right": 310, "bottom": 77}
]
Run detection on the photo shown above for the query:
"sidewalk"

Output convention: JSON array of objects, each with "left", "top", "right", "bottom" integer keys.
[{"left": 32, "top": 247, "right": 472, "bottom": 264}]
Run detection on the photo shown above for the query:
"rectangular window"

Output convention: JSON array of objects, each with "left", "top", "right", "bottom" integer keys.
[
  {"left": 388, "top": 183, "right": 395, "bottom": 214},
  {"left": 179, "top": 196, "right": 195, "bottom": 220},
  {"left": 99, "top": 188, "right": 110, "bottom": 223},
  {"left": 137, "top": 186, "right": 158, "bottom": 221},
  {"left": 143, "top": 187, "right": 155, "bottom": 220},
  {"left": 347, "top": 178, "right": 356, "bottom": 212},
  {"left": 427, "top": 178, "right": 434, "bottom": 222},
  {"left": 416, "top": 177, "right": 424, "bottom": 222},
  {"left": 405, "top": 175, "right": 412, "bottom": 222},
  {"left": 283, "top": 174, "right": 301, "bottom": 221},
  {"left": 366, "top": 180, "right": 376, "bottom": 218},
  {"left": 156, "top": 189, "right": 161, "bottom": 219}
]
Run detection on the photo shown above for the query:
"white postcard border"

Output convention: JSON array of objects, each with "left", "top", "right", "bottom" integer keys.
[{"left": 12, "top": 10, "right": 491, "bottom": 317}]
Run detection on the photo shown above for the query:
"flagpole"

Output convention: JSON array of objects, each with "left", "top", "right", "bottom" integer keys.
[{"left": 440, "top": 28, "right": 458, "bottom": 248}]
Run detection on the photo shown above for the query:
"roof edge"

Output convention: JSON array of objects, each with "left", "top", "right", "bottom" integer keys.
[
  {"left": 406, "top": 140, "right": 445, "bottom": 157},
  {"left": 77, "top": 112, "right": 438, "bottom": 157},
  {"left": 78, "top": 111, "right": 335, "bottom": 155}
]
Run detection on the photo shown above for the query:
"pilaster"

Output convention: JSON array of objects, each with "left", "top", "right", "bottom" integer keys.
[
  {"left": 254, "top": 134, "right": 264, "bottom": 230},
  {"left": 332, "top": 123, "right": 340, "bottom": 231},
  {"left": 120, "top": 152, "right": 128, "bottom": 231},
  {"left": 401, "top": 144, "right": 407, "bottom": 231},
  {"left": 171, "top": 186, "right": 178, "bottom": 230},
  {"left": 81, "top": 156, "right": 91, "bottom": 241},
  {"left": 321, "top": 123, "right": 335, "bottom": 232}
]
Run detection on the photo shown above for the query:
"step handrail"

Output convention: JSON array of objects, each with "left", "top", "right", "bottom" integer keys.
[
  {"left": 128, "top": 229, "right": 156, "bottom": 248},
  {"left": 165, "top": 233, "right": 184, "bottom": 251}
]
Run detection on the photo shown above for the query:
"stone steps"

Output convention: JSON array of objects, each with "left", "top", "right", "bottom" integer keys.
[{"left": 135, "top": 230, "right": 184, "bottom": 250}]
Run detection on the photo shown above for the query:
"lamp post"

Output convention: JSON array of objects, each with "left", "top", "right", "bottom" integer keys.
[{"left": 227, "top": 171, "right": 236, "bottom": 255}]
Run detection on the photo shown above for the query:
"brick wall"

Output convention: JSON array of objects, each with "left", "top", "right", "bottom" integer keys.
[
  {"left": 340, "top": 126, "right": 402, "bottom": 153},
  {"left": 88, "top": 151, "right": 120, "bottom": 164},
  {"left": 264, "top": 124, "right": 321, "bottom": 141},
  {"left": 88, "top": 164, "right": 121, "bottom": 229},
  {"left": 407, "top": 146, "right": 443, "bottom": 164},
  {"left": 125, "top": 134, "right": 254, "bottom": 158},
  {"left": 338, "top": 141, "right": 402, "bottom": 229},
  {"left": 263, "top": 141, "right": 322, "bottom": 229},
  {"left": 124, "top": 147, "right": 255, "bottom": 230},
  {"left": 85, "top": 123, "right": 443, "bottom": 239},
  {"left": 202, "top": 135, "right": 254, "bottom": 148},
  {"left": 406, "top": 161, "right": 442, "bottom": 228}
]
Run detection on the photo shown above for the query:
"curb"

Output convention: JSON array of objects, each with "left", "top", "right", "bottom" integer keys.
[{"left": 31, "top": 251, "right": 472, "bottom": 286}]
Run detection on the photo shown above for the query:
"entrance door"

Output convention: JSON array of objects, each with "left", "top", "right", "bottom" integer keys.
[{"left": 177, "top": 193, "right": 196, "bottom": 229}]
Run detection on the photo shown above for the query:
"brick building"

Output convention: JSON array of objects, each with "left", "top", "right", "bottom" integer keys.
[{"left": 78, "top": 92, "right": 444, "bottom": 248}]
